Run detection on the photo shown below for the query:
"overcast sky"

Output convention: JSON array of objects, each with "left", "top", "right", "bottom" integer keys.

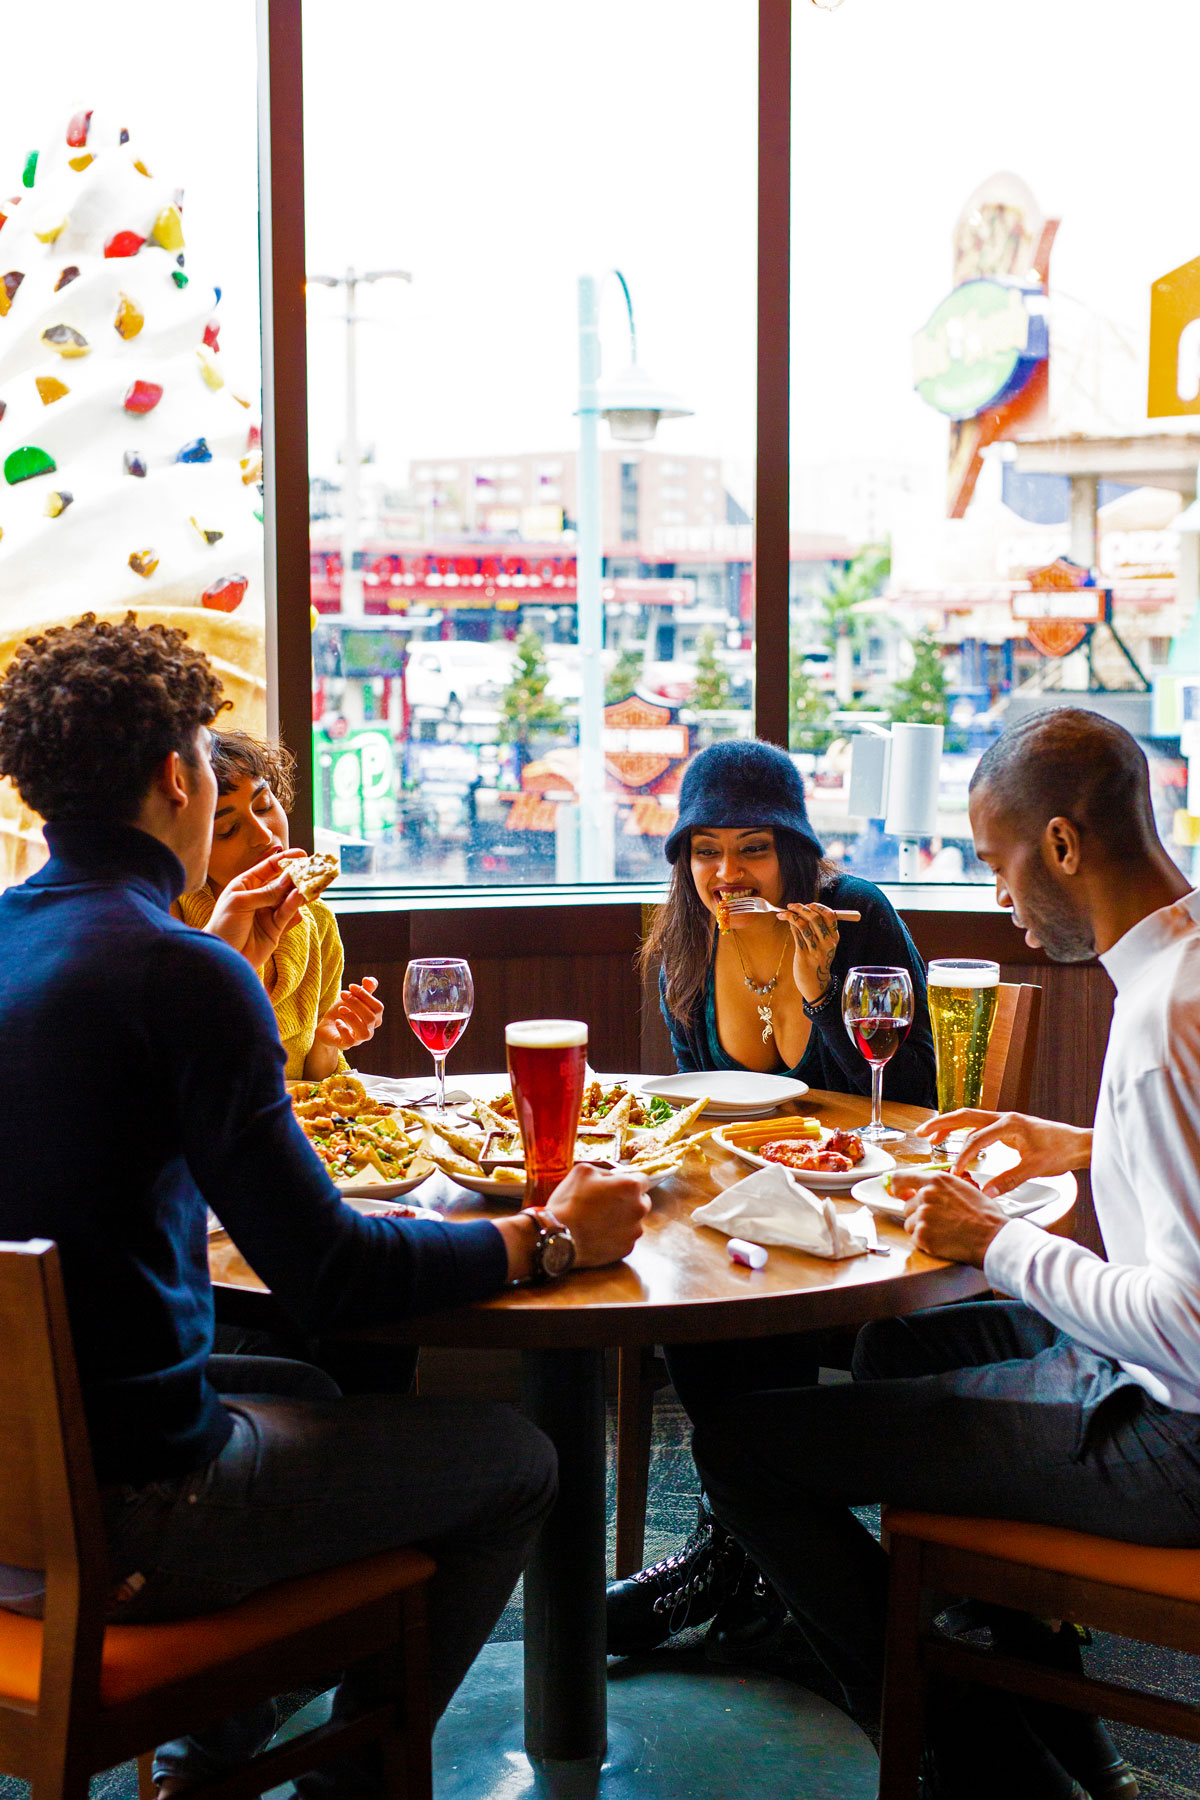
[{"left": 3, "top": 1, "right": 1197, "bottom": 516}]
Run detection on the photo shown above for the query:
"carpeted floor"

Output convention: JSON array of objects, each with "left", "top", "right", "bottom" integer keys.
[{"left": 4, "top": 1389, "right": 1200, "bottom": 1799}]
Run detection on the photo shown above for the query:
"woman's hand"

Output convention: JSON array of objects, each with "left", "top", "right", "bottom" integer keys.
[
  {"left": 314, "top": 977, "right": 385, "bottom": 1054},
  {"left": 204, "top": 850, "right": 305, "bottom": 970},
  {"left": 917, "top": 1109, "right": 1093, "bottom": 1196},
  {"left": 775, "top": 901, "right": 840, "bottom": 1005}
]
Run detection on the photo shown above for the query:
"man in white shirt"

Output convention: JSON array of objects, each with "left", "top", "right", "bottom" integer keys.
[{"left": 694, "top": 708, "right": 1200, "bottom": 1800}]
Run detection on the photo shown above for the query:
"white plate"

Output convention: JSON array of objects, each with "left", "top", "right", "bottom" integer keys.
[
  {"left": 709, "top": 1122, "right": 894, "bottom": 1188},
  {"left": 342, "top": 1193, "right": 439, "bottom": 1215},
  {"left": 336, "top": 1170, "right": 437, "bottom": 1201},
  {"left": 850, "top": 1171, "right": 1060, "bottom": 1221},
  {"left": 448, "top": 1168, "right": 529, "bottom": 1201},
  {"left": 640, "top": 1072, "right": 809, "bottom": 1118}
]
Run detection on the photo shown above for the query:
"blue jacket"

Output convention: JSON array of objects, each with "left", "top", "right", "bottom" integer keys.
[
  {"left": 660, "top": 873, "right": 936, "bottom": 1106},
  {"left": 0, "top": 823, "right": 506, "bottom": 1486}
]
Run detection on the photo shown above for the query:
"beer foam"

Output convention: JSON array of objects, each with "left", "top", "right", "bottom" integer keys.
[
  {"left": 505, "top": 1018, "right": 588, "bottom": 1049},
  {"left": 927, "top": 960, "right": 999, "bottom": 989}
]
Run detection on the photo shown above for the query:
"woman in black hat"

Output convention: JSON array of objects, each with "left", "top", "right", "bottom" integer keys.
[{"left": 607, "top": 738, "right": 935, "bottom": 1662}]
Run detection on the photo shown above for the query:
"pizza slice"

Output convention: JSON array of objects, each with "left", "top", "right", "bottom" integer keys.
[{"left": 286, "top": 852, "right": 340, "bottom": 904}]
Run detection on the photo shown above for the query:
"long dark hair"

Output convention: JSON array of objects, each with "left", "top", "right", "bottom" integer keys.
[{"left": 640, "top": 827, "right": 837, "bottom": 1020}]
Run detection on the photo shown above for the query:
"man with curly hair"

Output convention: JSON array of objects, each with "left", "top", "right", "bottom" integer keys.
[{"left": 0, "top": 614, "right": 649, "bottom": 1800}]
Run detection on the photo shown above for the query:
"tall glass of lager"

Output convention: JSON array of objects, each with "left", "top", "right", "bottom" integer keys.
[
  {"left": 506, "top": 1019, "right": 588, "bottom": 1208},
  {"left": 927, "top": 960, "right": 1000, "bottom": 1113}
]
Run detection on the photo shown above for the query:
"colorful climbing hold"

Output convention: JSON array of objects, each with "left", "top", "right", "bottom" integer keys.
[
  {"left": 213, "top": 286, "right": 222, "bottom": 305},
  {"left": 240, "top": 451, "right": 263, "bottom": 486},
  {"left": 203, "top": 320, "right": 220, "bottom": 350},
  {"left": 151, "top": 204, "right": 184, "bottom": 252},
  {"left": 41, "top": 324, "right": 90, "bottom": 357},
  {"left": 123, "top": 380, "right": 163, "bottom": 414},
  {"left": 0, "top": 401, "right": 6, "bottom": 422},
  {"left": 196, "top": 346, "right": 223, "bottom": 390},
  {"left": 35, "top": 376, "right": 68, "bottom": 405},
  {"left": 114, "top": 292, "right": 144, "bottom": 340},
  {"left": 66, "top": 110, "right": 93, "bottom": 148},
  {"left": 189, "top": 516, "right": 224, "bottom": 546},
  {"left": 133, "top": 159, "right": 153, "bottom": 179},
  {"left": 54, "top": 266, "right": 80, "bottom": 291},
  {"left": 21, "top": 152, "right": 37, "bottom": 189},
  {"left": 0, "top": 271, "right": 24, "bottom": 316},
  {"left": 119, "top": 128, "right": 130, "bottom": 144},
  {"left": 45, "top": 490, "right": 73, "bottom": 518},
  {"left": 67, "top": 154, "right": 93, "bottom": 173},
  {"left": 202, "top": 574, "right": 248, "bottom": 613},
  {"left": 4, "top": 446, "right": 56, "bottom": 485},
  {"left": 176, "top": 437, "right": 212, "bottom": 464},
  {"left": 34, "top": 217, "right": 67, "bottom": 244},
  {"left": 124, "top": 451, "right": 147, "bottom": 478},
  {"left": 128, "top": 548, "right": 159, "bottom": 578},
  {"left": 104, "top": 229, "right": 144, "bottom": 259},
  {"left": 171, "top": 270, "right": 189, "bottom": 289}
]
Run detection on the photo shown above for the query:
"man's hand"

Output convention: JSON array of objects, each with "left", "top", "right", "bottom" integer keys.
[
  {"left": 205, "top": 851, "right": 305, "bottom": 969},
  {"left": 549, "top": 1162, "right": 652, "bottom": 1267},
  {"left": 314, "top": 977, "right": 385, "bottom": 1052},
  {"left": 917, "top": 1108, "right": 1092, "bottom": 1196},
  {"left": 888, "top": 1168, "right": 1010, "bottom": 1267}
]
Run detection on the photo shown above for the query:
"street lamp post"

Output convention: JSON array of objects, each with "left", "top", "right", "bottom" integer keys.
[
  {"left": 307, "top": 267, "right": 412, "bottom": 611},
  {"left": 575, "top": 270, "right": 690, "bottom": 880}
]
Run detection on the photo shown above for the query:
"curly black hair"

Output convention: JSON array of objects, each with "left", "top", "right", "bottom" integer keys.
[
  {"left": 210, "top": 729, "right": 296, "bottom": 811},
  {"left": 0, "top": 613, "right": 227, "bottom": 823}
]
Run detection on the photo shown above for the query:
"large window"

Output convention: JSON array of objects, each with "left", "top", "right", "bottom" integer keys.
[
  {"left": 301, "top": 0, "right": 756, "bottom": 888},
  {"left": 789, "top": 0, "right": 1199, "bottom": 886},
  {"left": 0, "top": 3, "right": 265, "bottom": 890}
]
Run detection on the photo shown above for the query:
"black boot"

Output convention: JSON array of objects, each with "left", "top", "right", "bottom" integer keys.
[
  {"left": 923, "top": 1678, "right": 1092, "bottom": 1800},
  {"left": 705, "top": 1555, "right": 788, "bottom": 1662},
  {"left": 606, "top": 1496, "right": 742, "bottom": 1657},
  {"left": 988, "top": 1613, "right": 1139, "bottom": 1800}
]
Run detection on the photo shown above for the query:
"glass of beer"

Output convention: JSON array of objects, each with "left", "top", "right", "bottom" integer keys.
[
  {"left": 927, "top": 960, "right": 1000, "bottom": 1118},
  {"left": 505, "top": 1019, "right": 588, "bottom": 1209}
]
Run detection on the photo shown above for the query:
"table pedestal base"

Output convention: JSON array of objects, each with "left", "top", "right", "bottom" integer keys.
[{"left": 433, "top": 1641, "right": 879, "bottom": 1798}]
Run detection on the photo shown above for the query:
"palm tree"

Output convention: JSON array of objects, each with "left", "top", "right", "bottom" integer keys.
[{"left": 818, "top": 543, "right": 890, "bottom": 705}]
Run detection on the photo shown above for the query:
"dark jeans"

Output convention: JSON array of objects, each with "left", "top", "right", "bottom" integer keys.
[
  {"left": 694, "top": 1301, "right": 1200, "bottom": 1697},
  {"left": 664, "top": 1331, "right": 826, "bottom": 1419},
  {"left": 102, "top": 1355, "right": 556, "bottom": 1800}
]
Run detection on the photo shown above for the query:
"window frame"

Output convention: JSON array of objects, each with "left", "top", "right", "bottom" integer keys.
[{"left": 257, "top": 0, "right": 793, "bottom": 874}]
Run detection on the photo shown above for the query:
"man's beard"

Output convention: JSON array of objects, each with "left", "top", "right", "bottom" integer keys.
[{"left": 1020, "top": 859, "right": 1095, "bottom": 963}]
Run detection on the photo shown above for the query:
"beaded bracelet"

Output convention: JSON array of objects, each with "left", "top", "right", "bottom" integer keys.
[{"left": 802, "top": 981, "right": 840, "bottom": 1021}]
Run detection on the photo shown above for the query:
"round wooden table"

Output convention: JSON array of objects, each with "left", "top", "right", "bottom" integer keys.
[{"left": 209, "top": 1081, "right": 1076, "bottom": 1791}]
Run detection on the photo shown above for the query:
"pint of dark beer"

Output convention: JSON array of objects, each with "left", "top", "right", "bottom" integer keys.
[
  {"left": 505, "top": 1019, "right": 588, "bottom": 1208},
  {"left": 927, "top": 960, "right": 999, "bottom": 1112}
]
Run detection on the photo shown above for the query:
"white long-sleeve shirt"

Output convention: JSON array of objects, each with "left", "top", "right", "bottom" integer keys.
[{"left": 984, "top": 888, "right": 1200, "bottom": 1412}]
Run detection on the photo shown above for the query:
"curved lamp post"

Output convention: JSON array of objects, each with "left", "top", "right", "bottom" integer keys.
[{"left": 576, "top": 270, "right": 691, "bottom": 879}]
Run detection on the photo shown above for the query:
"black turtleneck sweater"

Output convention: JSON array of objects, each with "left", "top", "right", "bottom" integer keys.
[{"left": 0, "top": 823, "right": 507, "bottom": 1486}]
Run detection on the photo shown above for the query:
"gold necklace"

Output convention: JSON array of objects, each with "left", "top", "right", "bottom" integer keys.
[{"left": 731, "top": 930, "right": 789, "bottom": 1044}]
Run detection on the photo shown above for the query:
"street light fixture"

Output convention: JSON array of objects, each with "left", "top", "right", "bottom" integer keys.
[
  {"left": 574, "top": 269, "right": 692, "bottom": 880},
  {"left": 307, "top": 267, "right": 413, "bottom": 611}
]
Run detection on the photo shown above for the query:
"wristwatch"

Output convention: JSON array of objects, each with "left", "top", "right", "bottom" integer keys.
[{"left": 524, "top": 1208, "right": 577, "bottom": 1283}]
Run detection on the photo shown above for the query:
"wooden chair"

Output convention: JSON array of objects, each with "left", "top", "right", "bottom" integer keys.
[
  {"left": 0, "top": 1239, "right": 434, "bottom": 1800},
  {"left": 878, "top": 1505, "right": 1200, "bottom": 1797},
  {"left": 611, "top": 980, "right": 1044, "bottom": 1579}
]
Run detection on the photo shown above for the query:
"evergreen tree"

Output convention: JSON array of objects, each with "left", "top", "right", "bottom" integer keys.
[
  {"left": 606, "top": 641, "right": 644, "bottom": 704},
  {"left": 789, "top": 652, "right": 833, "bottom": 753},
  {"left": 498, "top": 627, "right": 565, "bottom": 760},
  {"left": 690, "top": 628, "right": 731, "bottom": 710},
  {"left": 889, "top": 631, "right": 950, "bottom": 728}
]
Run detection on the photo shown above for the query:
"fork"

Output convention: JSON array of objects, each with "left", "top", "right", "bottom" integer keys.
[{"left": 723, "top": 895, "right": 861, "bottom": 921}]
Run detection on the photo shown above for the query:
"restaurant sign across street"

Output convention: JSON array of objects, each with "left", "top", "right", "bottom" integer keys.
[{"left": 913, "top": 278, "right": 1050, "bottom": 421}]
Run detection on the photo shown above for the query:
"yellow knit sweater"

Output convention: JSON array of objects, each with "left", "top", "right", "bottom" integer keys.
[{"left": 175, "top": 885, "right": 349, "bottom": 1080}]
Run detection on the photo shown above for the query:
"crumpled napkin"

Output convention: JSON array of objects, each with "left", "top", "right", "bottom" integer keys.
[{"left": 691, "top": 1162, "right": 875, "bottom": 1260}]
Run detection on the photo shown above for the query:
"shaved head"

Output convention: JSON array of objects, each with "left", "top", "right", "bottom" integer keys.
[{"left": 970, "top": 708, "right": 1158, "bottom": 859}]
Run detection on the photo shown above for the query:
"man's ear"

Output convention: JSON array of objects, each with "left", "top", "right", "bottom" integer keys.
[
  {"left": 151, "top": 751, "right": 190, "bottom": 811},
  {"left": 1044, "top": 815, "right": 1082, "bottom": 875}
]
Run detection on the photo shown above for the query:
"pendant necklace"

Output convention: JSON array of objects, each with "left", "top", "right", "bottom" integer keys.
[{"left": 731, "top": 929, "right": 789, "bottom": 1044}]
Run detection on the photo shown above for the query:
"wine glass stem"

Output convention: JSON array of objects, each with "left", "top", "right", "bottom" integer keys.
[
  {"left": 870, "top": 1060, "right": 884, "bottom": 1135},
  {"left": 434, "top": 1053, "right": 448, "bottom": 1113}
]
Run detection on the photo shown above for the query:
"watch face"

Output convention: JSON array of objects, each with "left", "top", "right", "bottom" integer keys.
[{"left": 541, "top": 1230, "right": 576, "bottom": 1278}]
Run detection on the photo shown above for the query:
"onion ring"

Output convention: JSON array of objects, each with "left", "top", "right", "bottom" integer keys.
[{"left": 322, "top": 1075, "right": 367, "bottom": 1117}]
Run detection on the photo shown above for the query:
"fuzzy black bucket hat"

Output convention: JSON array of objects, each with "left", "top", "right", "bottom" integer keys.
[{"left": 664, "top": 739, "right": 824, "bottom": 864}]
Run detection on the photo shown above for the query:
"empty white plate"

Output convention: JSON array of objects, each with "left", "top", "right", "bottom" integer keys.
[{"left": 640, "top": 1071, "right": 809, "bottom": 1118}]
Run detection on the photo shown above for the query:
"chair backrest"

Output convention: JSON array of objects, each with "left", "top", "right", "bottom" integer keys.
[
  {"left": 0, "top": 1240, "right": 109, "bottom": 1713},
  {"left": 980, "top": 982, "right": 1042, "bottom": 1114}
]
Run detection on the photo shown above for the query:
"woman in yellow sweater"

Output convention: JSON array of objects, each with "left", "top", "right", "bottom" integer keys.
[{"left": 177, "top": 731, "right": 383, "bottom": 1077}]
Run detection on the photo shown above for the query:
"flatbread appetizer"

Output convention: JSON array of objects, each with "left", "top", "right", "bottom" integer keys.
[{"left": 286, "top": 851, "right": 339, "bottom": 904}]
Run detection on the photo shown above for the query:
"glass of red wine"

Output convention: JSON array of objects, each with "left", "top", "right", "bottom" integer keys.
[
  {"left": 841, "top": 965, "right": 914, "bottom": 1144},
  {"left": 403, "top": 958, "right": 474, "bottom": 1114}
]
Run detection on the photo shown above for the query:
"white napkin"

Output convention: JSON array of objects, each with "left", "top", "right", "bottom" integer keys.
[
  {"left": 358, "top": 1074, "right": 471, "bottom": 1107},
  {"left": 692, "top": 1162, "right": 875, "bottom": 1260}
]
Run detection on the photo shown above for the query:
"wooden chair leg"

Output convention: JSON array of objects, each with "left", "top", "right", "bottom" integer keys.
[
  {"left": 398, "top": 1582, "right": 433, "bottom": 1799},
  {"left": 137, "top": 1753, "right": 157, "bottom": 1800},
  {"left": 878, "top": 1535, "right": 929, "bottom": 1800},
  {"left": 614, "top": 1345, "right": 657, "bottom": 1579}
]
